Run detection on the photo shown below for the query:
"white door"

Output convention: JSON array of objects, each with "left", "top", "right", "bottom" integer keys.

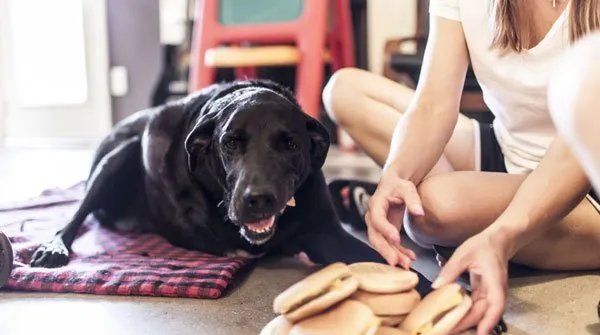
[
  {"left": 0, "top": 0, "right": 112, "bottom": 148},
  {"left": 0, "top": 12, "right": 6, "bottom": 147},
  {"left": 0, "top": 68, "right": 5, "bottom": 147}
]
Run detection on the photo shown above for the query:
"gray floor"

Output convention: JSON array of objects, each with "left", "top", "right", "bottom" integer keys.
[{"left": 0, "top": 147, "right": 599, "bottom": 335}]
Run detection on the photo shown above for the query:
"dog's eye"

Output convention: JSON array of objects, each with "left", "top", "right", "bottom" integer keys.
[
  {"left": 223, "top": 138, "right": 238, "bottom": 150},
  {"left": 286, "top": 139, "right": 298, "bottom": 151}
]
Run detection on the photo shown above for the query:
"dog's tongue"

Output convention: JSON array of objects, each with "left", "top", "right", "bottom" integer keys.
[{"left": 245, "top": 215, "right": 276, "bottom": 232}]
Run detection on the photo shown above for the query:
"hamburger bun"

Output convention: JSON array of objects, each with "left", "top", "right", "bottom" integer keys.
[
  {"left": 260, "top": 315, "right": 293, "bottom": 335},
  {"left": 273, "top": 263, "right": 359, "bottom": 322},
  {"left": 399, "top": 283, "right": 473, "bottom": 335},
  {"left": 351, "top": 289, "right": 421, "bottom": 316},
  {"left": 379, "top": 315, "right": 407, "bottom": 327},
  {"left": 375, "top": 327, "right": 410, "bottom": 335},
  {"left": 348, "top": 262, "right": 419, "bottom": 293},
  {"left": 289, "top": 300, "right": 380, "bottom": 335}
]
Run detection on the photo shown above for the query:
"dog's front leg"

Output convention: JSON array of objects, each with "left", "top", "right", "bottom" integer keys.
[{"left": 30, "top": 137, "right": 141, "bottom": 268}]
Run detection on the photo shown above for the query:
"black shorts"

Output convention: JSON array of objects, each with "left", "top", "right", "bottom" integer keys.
[{"left": 478, "top": 122, "right": 600, "bottom": 206}]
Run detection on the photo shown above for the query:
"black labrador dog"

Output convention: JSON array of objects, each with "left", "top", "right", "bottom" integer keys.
[{"left": 29, "top": 80, "right": 413, "bottom": 274}]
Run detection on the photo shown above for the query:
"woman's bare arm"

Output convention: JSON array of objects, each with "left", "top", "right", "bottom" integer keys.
[
  {"left": 485, "top": 137, "right": 591, "bottom": 258},
  {"left": 384, "top": 15, "right": 470, "bottom": 184},
  {"left": 491, "top": 33, "right": 600, "bottom": 257}
]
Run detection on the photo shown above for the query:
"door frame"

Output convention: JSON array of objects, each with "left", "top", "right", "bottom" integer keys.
[
  {"left": 0, "top": 0, "right": 7, "bottom": 147},
  {"left": 1, "top": 0, "right": 112, "bottom": 149}
]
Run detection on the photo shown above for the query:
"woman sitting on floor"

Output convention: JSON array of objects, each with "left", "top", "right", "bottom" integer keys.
[{"left": 322, "top": 1, "right": 600, "bottom": 334}]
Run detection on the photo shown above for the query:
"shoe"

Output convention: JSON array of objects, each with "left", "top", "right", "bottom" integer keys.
[
  {"left": 0, "top": 231, "right": 13, "bottom": 288},
  {"left": 327, "top": 179, "right": 377, "bottom": 231}
]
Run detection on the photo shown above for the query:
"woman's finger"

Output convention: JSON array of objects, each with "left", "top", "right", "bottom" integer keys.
[
  {"left": 395, "top": 243, "right": 417, "bottom": 261},
  {"left": 452, "top": 275, "right": 484, "bottom": 333},
  {"left": 477, "top": 266, "right": 507, "bottom": 335},
  {"left": 394, "top": 247, "right": 413, "bottom": 270},
  {"left": 452, "top": 294, "right": 487, "bottom": 334},
  {"left": 387, "top": 203, "right": 405, "bottom": 230},
  {"left": 367, "top": 225, "right": 399, "bottom": 266},
  {"left": 432, "top": 248, "right": 469, "bottom": 288},
  {"left": 393, "top": 182, "right": 424, "bottom": 216},
  {"left": 367, "top": 198, "right": 401, "bottom": 244},
  {"left": 386, "top": 204, "right": 408, "bottom": 251},
  {"left": 477, "top": 294, "right": 505, "bottom": 335}
]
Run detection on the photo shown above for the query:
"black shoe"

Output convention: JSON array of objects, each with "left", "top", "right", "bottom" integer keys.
[
  {"left": 328, "top": 179, "right": 377, "bottom": 231},
  {"left": 0, "top": 231, "right": 13, "bottom": 288}
]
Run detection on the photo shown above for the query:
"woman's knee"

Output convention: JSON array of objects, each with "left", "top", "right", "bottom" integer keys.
[
  {"left": 322, "top": 67, "right": 369, "bottom": 125},
  {"left": 403, "top": 177, "right": 465, "bottom": 247}
]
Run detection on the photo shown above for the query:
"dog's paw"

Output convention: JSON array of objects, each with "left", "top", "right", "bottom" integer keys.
[{"left": 29, "top": 238, "right": 70, "bottom": 268}]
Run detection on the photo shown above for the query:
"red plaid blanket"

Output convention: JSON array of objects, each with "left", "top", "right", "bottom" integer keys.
[{"left": 0, "top": 182, "right": 252, "bottom": 299}]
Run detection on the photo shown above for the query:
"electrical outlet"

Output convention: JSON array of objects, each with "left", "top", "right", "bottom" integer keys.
[{"left": 110, "top": 66, "right": 129, "bottom": 97}]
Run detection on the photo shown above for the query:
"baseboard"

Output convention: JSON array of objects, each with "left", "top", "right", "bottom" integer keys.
[{"left": 2, "top": 136, "right": 102, "bottom": 149}]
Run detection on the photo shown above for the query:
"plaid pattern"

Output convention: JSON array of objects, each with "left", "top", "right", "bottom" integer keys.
[{"left": 0, "top": 182, "right": 252, "bottom": 299}]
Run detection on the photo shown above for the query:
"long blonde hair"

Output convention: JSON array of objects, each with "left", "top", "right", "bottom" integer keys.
[{"left": 491, "top": 0, "right": 600, "bottom": 52}]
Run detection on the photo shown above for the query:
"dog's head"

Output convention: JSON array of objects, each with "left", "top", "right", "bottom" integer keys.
[{"left": 184, "top": 80, "right": 330, "bottom": 245}]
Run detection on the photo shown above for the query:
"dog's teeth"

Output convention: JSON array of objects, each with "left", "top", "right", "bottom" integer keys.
[{"left": 286, "top": 197, "right": 296, "bottom": 207}]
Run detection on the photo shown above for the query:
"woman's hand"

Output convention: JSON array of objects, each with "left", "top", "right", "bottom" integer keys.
[
  {"left": 364, "top": 171, "right": 423, "bottom": 269},
  {"left": 432, "top": 232, "right": 510, "bottom": 335}
]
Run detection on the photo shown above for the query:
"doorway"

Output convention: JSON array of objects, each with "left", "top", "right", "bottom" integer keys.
[{"left": 0, "top": 0, "right": 112, "bottom": 148}]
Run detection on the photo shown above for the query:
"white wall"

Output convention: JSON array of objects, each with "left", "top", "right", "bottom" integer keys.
[{"left": 367, "top": 0, "right": 417, "bottom": 75}]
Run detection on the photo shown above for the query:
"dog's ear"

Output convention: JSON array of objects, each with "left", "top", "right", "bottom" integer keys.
[
  {"left": 184, "top": 114, "right": 216, "bottom": 171},
  {"left": 306, "top": 118, "right": 330, "bottom": 170}
]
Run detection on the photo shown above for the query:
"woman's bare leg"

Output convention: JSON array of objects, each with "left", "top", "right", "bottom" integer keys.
[
  {"left": 322, "top": 67, "right": 477, "bottom": 174},
  {"left": 408, "top": 172, "right": 600, "bottom": 270}
]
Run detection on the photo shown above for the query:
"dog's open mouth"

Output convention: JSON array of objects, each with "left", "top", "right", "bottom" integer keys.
[
  {"left": 240, "top": 197, "right": 295, "bottom": 245},
  {"left": 241, "top": 216, "right": 277, "bottom": 243}
]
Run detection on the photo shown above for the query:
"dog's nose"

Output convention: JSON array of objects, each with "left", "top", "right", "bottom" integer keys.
[{"left": 243, "top": 187, "right": 277, "bottom": 213}]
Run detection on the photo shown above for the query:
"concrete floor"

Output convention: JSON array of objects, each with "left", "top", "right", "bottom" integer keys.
[{"left": 0, "top": 147, "right": 599, "bottom": 335}]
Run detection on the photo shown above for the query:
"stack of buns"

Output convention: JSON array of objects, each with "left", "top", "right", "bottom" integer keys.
[{"left": 261, "top": 262, "right": 472, "bottom": 335}]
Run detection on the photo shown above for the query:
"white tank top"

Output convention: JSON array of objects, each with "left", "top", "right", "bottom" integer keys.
[{"left": 430, "top": 0, "right": 570, "bottom": 174}]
